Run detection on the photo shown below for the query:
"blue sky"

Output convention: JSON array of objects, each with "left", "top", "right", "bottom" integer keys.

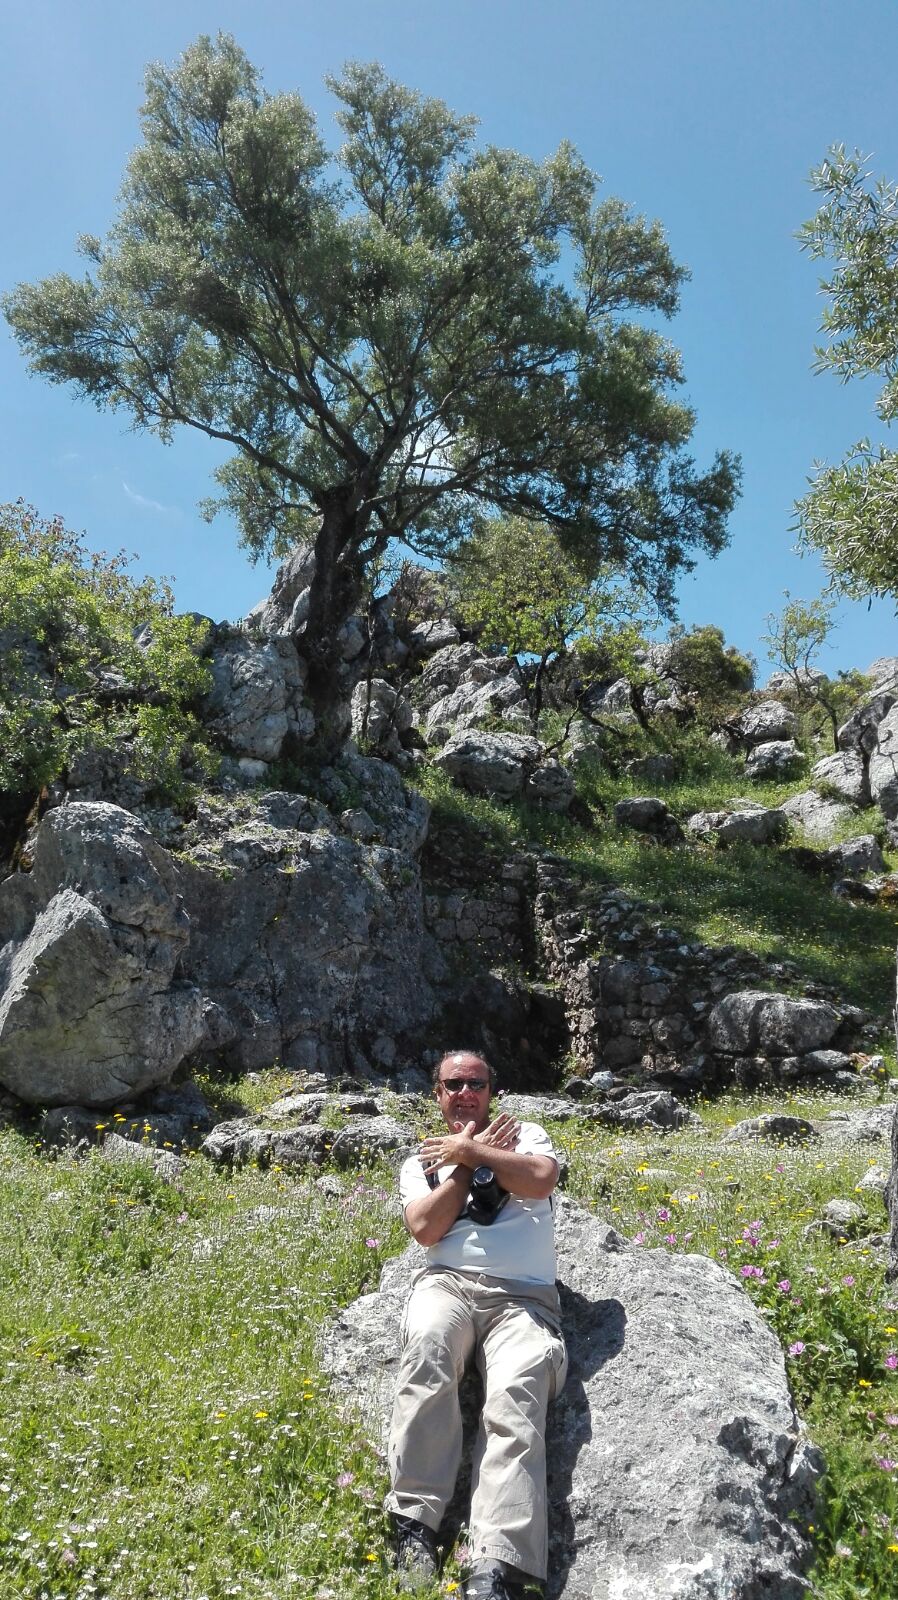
[{"left": 2, "top": 0, "right": 897, "bottom": 677}]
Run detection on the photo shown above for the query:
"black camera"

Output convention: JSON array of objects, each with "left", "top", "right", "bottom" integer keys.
[{"left": 465, "top": 1165, "right": 509, "bottom": 1226}]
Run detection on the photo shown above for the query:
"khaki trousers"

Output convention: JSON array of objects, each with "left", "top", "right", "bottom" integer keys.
[{"left": 385, "top": 1268, "right": 568, "bottom": 1581}]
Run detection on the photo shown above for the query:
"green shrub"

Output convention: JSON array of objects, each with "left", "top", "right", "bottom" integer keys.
[{"left": 0, "top": 501, "right": 215, "bottom": 805}]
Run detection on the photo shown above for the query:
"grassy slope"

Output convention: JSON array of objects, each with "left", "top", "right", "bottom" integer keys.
[
  {"left": 1, "top": 1086, "right": 897, "bottom": 1600},
  {"left": 3, "top": 728, "right": 898, "bottom": 1598}
]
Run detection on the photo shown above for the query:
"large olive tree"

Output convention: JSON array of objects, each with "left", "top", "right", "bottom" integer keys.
[
  {"left": 5, "top": 34, "right": 739, "bottom": 735},
  {"left": 797, "top": 146, "right": 898, "bottom": 602}
]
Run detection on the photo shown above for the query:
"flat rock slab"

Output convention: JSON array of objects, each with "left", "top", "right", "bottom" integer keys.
[{"left": 321, "top": 1199, "right": 820, "bottom": 1599}]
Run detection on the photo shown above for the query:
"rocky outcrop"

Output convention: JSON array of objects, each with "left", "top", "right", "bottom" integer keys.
[
  {"left": 350, "top": 678, "right": 414, "bottom": 756},
  {"left": 613, "top": 796, "right": 684, "bottom": 844},
  {"left": 735, "top": 699, "right": 798, "bottom": 747},
  {"left": 687, "top": 804, "right": 787, "bottom": 846},
  {"left": 321, "top": 1199, "right": 822, "bottom": 1599},
  {"left": 176, "top": 791, "right": 436, "bottom": 1076},
  {"left": 433, "top": 731, "right": 573, "bottom": 810},
  {"left": 781, "top": 788, "right": 854, "bottom": 841},
  {"left": 707, "top": 991, "right": 841, "bottom": 1056},
  {"left": 744, "top": 739, "right": 802, "bottom": 780},
  {"left": 0, "top": 803, "right": 203, "bottom": 1106},
  {"left": 201, "top": 633, "right": 314, "bottom": 760}
]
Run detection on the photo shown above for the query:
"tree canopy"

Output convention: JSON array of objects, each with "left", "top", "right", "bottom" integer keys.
[
  {"left": 5, "top": 34, "right": 740, "bottom": 728},
  {"left": 796, "top": 146, "right": 898, "bottom": 602}
]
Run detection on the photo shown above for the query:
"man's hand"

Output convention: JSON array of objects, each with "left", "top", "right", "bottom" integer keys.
[
  {"left": 418, "top": 1112, "right": 521, "bottom": 1175},
  {"left": 478, "top": 1111, "right": 521, "bottom": 1152}
]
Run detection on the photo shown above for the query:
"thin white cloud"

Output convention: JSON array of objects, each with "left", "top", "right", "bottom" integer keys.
[
  {"left": 57, "top": 449, "right": 82, "bottom": 465},
  {"left": 122, "top": 481, "right": 175, "bottom": 515}
]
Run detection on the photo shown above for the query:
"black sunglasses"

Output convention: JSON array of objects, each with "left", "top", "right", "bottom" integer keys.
[{"left": 437, "top": 1077, "right": 490, "bottom": 1093}]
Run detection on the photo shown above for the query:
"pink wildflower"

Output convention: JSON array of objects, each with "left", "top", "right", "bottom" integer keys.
[{"left": 788, "top": 1341, "right": 806, "bottom": 1357}]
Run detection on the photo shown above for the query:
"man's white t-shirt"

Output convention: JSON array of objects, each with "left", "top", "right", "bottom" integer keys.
[{"left": 399, "top": 1120, "right": 558, "bottom": 1286}]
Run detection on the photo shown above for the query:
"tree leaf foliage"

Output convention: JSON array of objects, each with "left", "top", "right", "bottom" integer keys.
[
  {"left": 796, "top": 147, "right": 898, "bottom": 601},
  {"left": 4, "top": 35, "right": 740, "bottom": 712},
  {"left": 0, "top": 502, "right": 214, "bottom": 801}
]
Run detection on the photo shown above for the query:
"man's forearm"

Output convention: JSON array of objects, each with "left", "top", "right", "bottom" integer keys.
[
  {"left": 404, "top": 1164, "right": 472, "bottom": 1246},
  {"left": 457, "top": 1139, "right": 557, "bottom": 1199}
]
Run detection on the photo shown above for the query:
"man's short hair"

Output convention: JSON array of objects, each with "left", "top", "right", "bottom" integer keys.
[{"left": 432, "top": 1050, "right": 496, "bottom": 1092}]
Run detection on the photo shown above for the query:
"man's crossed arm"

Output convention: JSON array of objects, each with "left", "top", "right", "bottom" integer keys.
[{"left": 404, "top": 1112, "right": 558, "bottom": 1247}]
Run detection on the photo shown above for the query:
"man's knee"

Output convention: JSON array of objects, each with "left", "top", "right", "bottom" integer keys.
[{"left": 400, "top": 1328, "right": 466, "bottom": 1384}]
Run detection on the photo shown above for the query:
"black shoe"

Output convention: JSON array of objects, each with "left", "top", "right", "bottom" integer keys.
[
  {"left": 464, "top": 1564, "right": 537, "bottom": 1599},
  {"left": 393, "top": 1515, "right": 439, "bottom": 1588}
]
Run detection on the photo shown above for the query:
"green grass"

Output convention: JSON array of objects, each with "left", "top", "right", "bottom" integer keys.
[
  {"left": 552, "top": 1095, "right": 898, "bottom": 1598},
  {"left": 413, "top": 757, "right": 898, "bottom": 1016},
  {"left": 1, "top": 1083, "right": 897, "bottom": 1598}
]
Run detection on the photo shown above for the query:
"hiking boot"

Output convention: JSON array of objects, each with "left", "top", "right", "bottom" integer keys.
[
  {"left": 392, "top": 1515, "right": 439, "bottom": 1588},
  {"left": 464, "top": 1563, "right": 538, "bottom": 1599}
]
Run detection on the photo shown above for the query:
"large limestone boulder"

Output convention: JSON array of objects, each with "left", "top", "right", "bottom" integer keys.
[
  {"left": 810, "top": 749, "right": 869, "bottom": 806},
  {"left": 744, "top": 739, "right": 802, "bottom": 780},
  {"left": 201, "top": 635, "right": 313, "bottom": 760},
  {"left": 0, "top": 803, "right": 203, "bottom": 1106},
  {"left": 246, "top": 543, "right": 317, "bottom": 636},
  {"left": 176, "top": 804, "right": 435, "bottom": 1075},
  {"left": 869, "top": 703, "right": 898, "bottom": 819},
  {"left": 838, "top": 690, "right": 897, "bottom": 754},
  {"left": 350, "top": 678, "right": 413, "bottom": 755},
  {"left": 687, "top": 806, "right": 787, "bottom": 846},
  {"left": 707, "top": 990, "right": 841, "bottom": 1056},
  {"left": 424, "top": 674, "right": 529, "bottom": 744},
  {"left": 321, "top": 1200, "right": 821, "bottom": 1599},
  {"left": 433, "top": 730, "right": 544, "bottom": 798},
  {"left": 736, "top": 700, "right": 798, "bottom": 747},
  {"left": 782, "top": 788, "right": 854, "bottom": 842}
]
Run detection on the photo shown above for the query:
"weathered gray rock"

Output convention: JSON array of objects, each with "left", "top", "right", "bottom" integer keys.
[
  {"left": 744, "top": 739, "right": 802, "bottom": 780},
  {"left": 708, "top": 991, "right": 841, "bottom": 1056},
  {"left": 328, "top": 1115, "right": 412, "bottom": 1166},
  {"left": 737, "top": 700, "right": 798, "bottom": 747},
  {"left": 869, "top": 703, "right": 898, "bottom": 819},
  {"left": 687, "top": 806, "right": 787, "bottom": 846},
  {"left": 765, "top": 667, "right": 826, "bottom": 697},
  {"left": 321, "top": 1199, "right": 821, "bottom": 1599},
  {"left": 350, "top": 678, "right": 413, "bottom": 754},
  {"left": 856, "top": 1163, "right": 889, "bottom": 1195},
  {"left": 838, "top": 690, "right": 897, "bottom": 754},
  {"left": 0, "top": 804, "right": 204, "bottom": 1107},
  {"left": 724, "top": 1115, "right": 817, "bottom": 1145},
  {"left": 413, "top": 642, "right": 482, "bottom": 708},
  {"left": 424, "top": 674, "right": 529, "bottom": 744},
  {"left": 825, "top": 834, "right": 886, "bottom": 877},
  {"left": 614, "top": 796, "right": 684, "bottom": 844},
  {"left": 782, "top": 788, "right": 854, "bottom": 842},
  {"left": 811, "top": 750, "right": 869, "bottom": 806},
  {"left": 409, "top": 619, "right": 460, "bottom": 656},
  {"left": 100, "top": 1130, "right": 184, "bottom": 1182},
  {"left": 496, "top": 1094, "right": 585, "bottom": 1124},
  {"left": 525, "top": 760, "right": 575, "bottom": 812},
  {"left": 592, "top": 1089, "right": 698, "bottom": 1132},
  {"left": 178, "top": 820, "right": 435, "bottom": 1075},
  {"left": 778, "top": 1049, "right": 854, "bottom": 1080},
  {"left": 433, "top": 731, "right": 543, "bottom": 798},
  {"left": 818, "top": 1106, "right": 896, "bottom": 1146},
  {"left": 818, "top": 1197, "right": 865, "bottom": 1238},
  {"left": 247, "top": 543, "right": 317, "bottom": 636},
  {"left": 867, "top": 656, "right": 898, "bottom": 690},
  {"left": 625, "top": 753, "right": 677, "bottom": 785},
  {"left": 201, "top": 636, "right": 313, "bottom": 759}
]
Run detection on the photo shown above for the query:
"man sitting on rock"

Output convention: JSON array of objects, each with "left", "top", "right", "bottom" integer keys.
[{"left": 386, "top": 1050, "right": 567, "bottom": 1600}]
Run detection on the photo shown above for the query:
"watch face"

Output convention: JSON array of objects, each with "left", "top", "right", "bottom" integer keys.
[{"left": 472, "top": 1165, "right": 494, "bottom": 1185}]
